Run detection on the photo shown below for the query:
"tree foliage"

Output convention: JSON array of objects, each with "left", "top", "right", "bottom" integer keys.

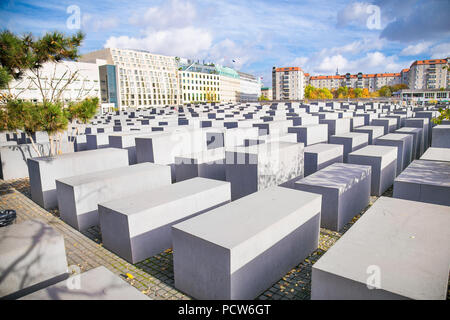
[
  {"left": 432, "top": 107, "right": 450, "bottom": 125},
  {"left": 0, "top": 29, "right": 84, "bottom": 82}
]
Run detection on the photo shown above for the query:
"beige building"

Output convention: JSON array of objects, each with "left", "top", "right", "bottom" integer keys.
[
  {"left": 272, "top": 67, "right": 306, "bottom": 100},
  {"left": 407, "top": 58, "right": 449, "bottom": 90},
  {"left": 309, "top": 72, "right": 402, "bottom": 92},
  {"left": 80, "top": 48, "right": 182, "bottom": 109}
]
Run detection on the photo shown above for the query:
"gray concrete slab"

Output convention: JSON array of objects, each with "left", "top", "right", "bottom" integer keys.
[
  {"left": 28, "top": 148, "right": 129, "bottom": 209},
  {"left": 292, "top": 163, "right": 371, "bottom": 231},
  {"left": 431, "top": 125, "right": 450, "bottom": 148},
  {"left": 225, "top": 142, "right": 304, "bottom": 200},
  {"left": 420, "top": 147, "right": 450, "bottom": 162},
  {"left": 375, "top": 133, "right": 413, "bottom": 175},
  {"left": 172, "top": 186, "right": 322, "bottom": 300},
  {"left": 311, "top": 197, "right": 450, "bottom": 300},
  {"left": 0, "top": 220, "right": 68, "bottom": 299},
  {"left": 303, "top": 143, "right": 343, "bottom": 177},
  {"left": 348, "top": 145, "right": 397, "bottom": 196},
  {"left": 98, "top": 177, "right": 231, "bottom": 263},
  {"left": 56, "top": 163, "right": 171, "bottom": 231},
  {"left": 20, "top": 266, "right": 150, "bottom": 300},
  {"left": 329, "top": 132, "right": 369, "bottom": 162},
  {"left": 393, "top": 160, "right": 450, "bottom": 206}
]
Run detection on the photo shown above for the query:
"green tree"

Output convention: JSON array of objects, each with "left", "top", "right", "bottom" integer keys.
[
  {"left": 432, "top": 107, "right": 450, "bottom": 125},
  {"left": 0, "top": 30, "right": 91, "bottom": 156},
  {"left": 354, "top": 88, "right": 363, "bottom": 98},
  {"left": 378, "top": 86, "right": 392, "bottom": 97}
]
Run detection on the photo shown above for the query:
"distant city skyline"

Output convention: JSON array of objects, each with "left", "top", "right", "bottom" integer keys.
[{"left": 1, "top": 0, "right": 449, "bottom": 86}]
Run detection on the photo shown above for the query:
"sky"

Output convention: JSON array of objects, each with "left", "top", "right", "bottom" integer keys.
[{"left": 1, "top": 0, "right": 449, "bottom": 86}]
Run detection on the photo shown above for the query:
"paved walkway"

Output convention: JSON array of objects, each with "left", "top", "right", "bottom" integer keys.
[{"left": 1, "top": 178, "right": 394, "bottom": 300}]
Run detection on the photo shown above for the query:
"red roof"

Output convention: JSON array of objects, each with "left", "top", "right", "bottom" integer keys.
[
  {"left": 411, "top": 59, "right": 447, "bottom": 67},
  {"left": 275, "top": 67, "right": 303, "bottom": 72}
]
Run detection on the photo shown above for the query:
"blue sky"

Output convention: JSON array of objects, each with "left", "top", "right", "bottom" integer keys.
[{"left": 1, "top": 0, "right": 449, "bottom": 86}]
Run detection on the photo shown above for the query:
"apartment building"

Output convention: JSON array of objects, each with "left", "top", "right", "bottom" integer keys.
[
  {"left": 80, "top": 48, "right": 182, "bottom": 109},
  {"left": 2, "top": 60, "right": 101, "bottom": 103},
  {"left": 407, "top": 58, "right": 449, "bottom": 90},
  {"left": 272, "top": 67, "right": 306, "bottom": 100},
  {"left": 309, "top": 72, "right": 401, "bottom": 92}
]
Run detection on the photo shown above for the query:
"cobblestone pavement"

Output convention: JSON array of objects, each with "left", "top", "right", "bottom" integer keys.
[{"left": 3, "top": 178, "right": 447, "bottom": 300}]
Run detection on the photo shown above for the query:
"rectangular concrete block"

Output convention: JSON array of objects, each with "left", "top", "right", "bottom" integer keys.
[
  {"left": 288, "top": 124, "right": 328, "bottom": 146},
  {"left": 348, "top": 145, "right": 397, "bottom": 196},
  {"left": 225, "top": 142, "right": 304, "bottom": 200},
  {"left": 292, "top": 163, "right": 371, "bottom": 231},
  {"left": 375, "top": 133, "right": 413, "bottom": 175},
  {"left": 174, "top": 148, "right": 225, "bottom": 182},
  {"left": 0, "top": 220, "right": 68, "bottom": 299},
  {"left": 319, "top": 118, "right": 351, "bottom": 138},
  {"left": 329, "top": 132, "right": 369, "bottom": 162},
  {"left": 98, "top": 177, "right": 231, "bottom": 263},
  {"left": 420, "top": 147, "right": 450, "bottom": 162},
  {"left": 431, "top": 125, "right": 450, "bottom": 148},
  {"left": 353, "top": 126, "right": 385, "bottom": 144},
  {"left": 86, "top": 134, "right": 110, "bottom": 150},
  {"left": 0, "top": 143, "right": 50, "bottom": 180},
  {"left": 28, "top": 148, "right": 129, "bottom": 209},
  {"left": 395, "top": 127, "right": 422, "bottom": 159},
  {"left": 371, "top": 118, "right": 397, "bottom": 135},
  {"left": 404, "top": 118, "right": 429, "bottom": 152},
  {"left": 56, "top": 163, "right": 171, "bottom": 231},
  {"left": 304, "top": 143, "right": 343, "bottom": 177},
  {"left": 21, "top": 266, "right": 150, "bottom": 300},
  {"left": 393, "top": 160, "right": 450, "bottom": 206},
  {"left": 311, "top": 197, "right": 450, "bottom": 300},
  {"left": 172, "top": 186, "right": 322, "bottom": 300}
]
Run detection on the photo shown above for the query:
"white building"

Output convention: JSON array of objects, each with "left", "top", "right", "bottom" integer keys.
[
  {"left": 2, "top": 60, "right": 101, "bottom": 103},
  {"left": 80, "top": 48, "right": 182, "bottom": 109},
  {"left": 237, "top": 71, "right": 261, "bottom": 102}
]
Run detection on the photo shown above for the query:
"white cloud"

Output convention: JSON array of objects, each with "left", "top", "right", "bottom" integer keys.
[
  {"left": 82, "top": 14, "right": 118, "bottom": 32},
  {"left": 291, "top": 57, "right": 309, "bottom": 67},
  {"left": 129, "top": 0, "right": 196, "bottom": 29},
  {"left": 337, "top": 2, "right": 372, "bottom": 27},
  {"left": 430, "top": 43, "right": 450, "bottom": 58},
  {"left": 400, "top": 42, "right": 432, "bottom": 56},
  {"left": 104, "top": 27, "right": 212, "bottom": 57},
  {"left": 316, "top": 55, "right": 349, "bottom": 73},
  {"left": 303, "top": 50, "right": 402, "bottom": 75}
]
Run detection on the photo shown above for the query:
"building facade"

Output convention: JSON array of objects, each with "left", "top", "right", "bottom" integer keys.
[
  {"left": 237, "top": 71, "right": 261, "bottom": 102},
  {"left": 309, "top": 72, "right": 402, "bottom": 92},
  {"left": 80, "top": 48, "right": 182, "bottom": 109},
  {"left": 178, "top": 60, "right": 220, "bottom": 103},
  {"left": 407, "top": 59, "right": 449, "bottom": 90},
  {"left": 272, "top": 67, "right": 306, "bottom": 100},
  {"left": 261, "top": 87, "right": 272, "bottom": 100},
  {"left": 2, "top": 60, "right": 101, "bottom": 103},
  {"left": 396, "top": 89, "right": 450, "bottom": 103}
]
